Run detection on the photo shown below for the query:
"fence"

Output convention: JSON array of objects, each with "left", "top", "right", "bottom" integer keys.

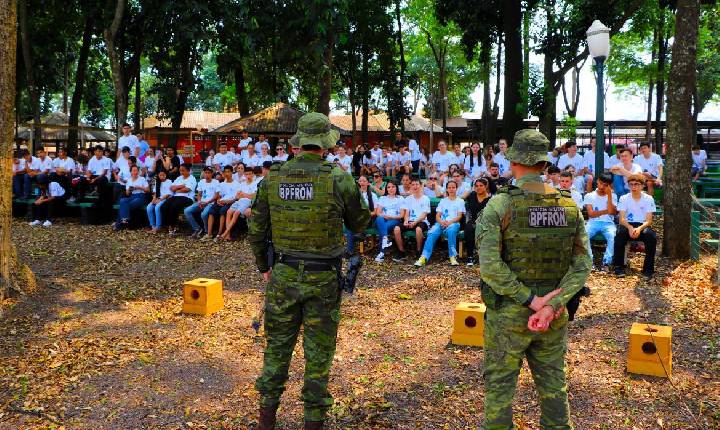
[{"left": 690, "top": 195, "right": 720, "bottom": 285}]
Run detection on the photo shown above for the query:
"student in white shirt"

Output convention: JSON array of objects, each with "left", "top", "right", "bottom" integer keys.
[
  {"left": 204, "top": 149, "right": 215, "bottom": 168},
  {"left": 692, "top": 144, "right": 707, "bottom": 180},
  {"left": 204, "top": 166, "right": 239, "bottom": 240},
  {"left": 255, "top": 134, "right": 271, "bottom": 153},
  {"left": 423, "top": 173, "right": 444, "bottom": 198},
  {"left": 161, "top": 163, "right": 197, "bottom": 235},
  {"left": 398, "top": 173, "right": 412, "bottom": 196},
  {"left": 584, "top": 173, "right": 618, "bottom": 269},
  {"left": 29, "top": 180, "right": 67, "bottom": 227},
  {"left": 50, "top": 148, "right": 75, "bottom": 190},
  {"left": 142, "top": 148, "right": 157, "bottom": 178},
  {"left": 557, "top": 141, "right": 584, "bottom": 173},
  {"left": 408, "top": 136, "right": 422, "bottom": 174},
  {"left": 431, "top": 141, "right": 455, "bottom": 174},
  {"left": 610, "top": 147, "right": 643, "bottom": 197},
  {"left": 361, "top": 150, "right": 375, "bottom": 175},
  {"left": 581, "top": 136, "right": 611, "bottom": 192},
  {"left": 634, "top": 142, "right": 664, "bottom": 195},
  {"left": 118, "top": 123, "right": 140, "bottom": 158},
  {"left": 184, "top": 167, "right": 219, "bottom": 237},
  {"left": 257, "top": 144, "right": 274, "bottom": 165},
  {"left": 373, "top": 181, "right": 405, "bottom": 262},
  {"left": 613, "top": 173, "right": 657, "bottom": 278},
  {"left": 213, "top": 143, "right": 235, "bottom": 171},
  {"left": 219, "top": 169, "right": 258, "bottom": 240},
  {"left": 446, "top": 169, "right": 471, "bottom": 199},
  {"left": 464, "top": 142, "right": 485, "bottom": 180},
  {"left": 451, "top": 145, "right": 465, "bottom": 167},
  {"left": 558, "top": 172, "right": 584, "bottom": 209},
  {"left": 238, "top": 130, "right": 252, "bottom": 150},
  {"left": 113, "top": 164, "right": 149, "bottom": 230},
  {"left": 112, "top": 147, "right": 132, "bottom": 201},
  {"left": 30, "top": 147, "right": 53, "bottom": 186},
  {"left": 344, "top": 175, "right": 377, "bottom": 253},
  {"left": 146, "top": 170, "right": 173, "bottom": 233},
  {"left": 82, "top": 145, "right": 111, "bottom": 197},
  {"left": 493, "top": 139, "right": 512, "bottom": 178},
  {"left": 273, "top": 145, "right": 289, "bottom": 162},
  {"left": 392, "top": 177, "right": 430, "bottom": 261},
  {"left": 370, "top": 142, "right": 383, "bottom": 161},
  {"left": 415, "top": 180, "right": 465, "bottom": 266},
  {"left": 12, "top": 150, "right": 28, "bottom": 197},
  {"left": 394, "top": 145, "right": 412, "bottom": 176},
  {"left": 333, "top": 145, "right": 352, "bottom": 172},
  {"left": 241, "top": 143, "right": 260, "bottom": 168}
]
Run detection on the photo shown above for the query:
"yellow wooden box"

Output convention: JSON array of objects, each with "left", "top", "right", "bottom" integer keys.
[
  {"left": 626, "top": 323, "right": 672, "bottom": 378},
  {"left": 451, "top": 302, "right": 486, "bottom": 347},
  {"left": 182, "top": 278, "right": 223, "bottom": 316}
]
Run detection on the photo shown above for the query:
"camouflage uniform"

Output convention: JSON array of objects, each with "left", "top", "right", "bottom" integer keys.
[
  {"left": 248, "top": 113, "right": 370, "bottom": 425},
  {"left": 476, "top": 130, "right": 591, "bottom": 430}
]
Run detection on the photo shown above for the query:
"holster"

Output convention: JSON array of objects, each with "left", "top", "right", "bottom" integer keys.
[{"left": 566, "top": 285, "right": 591, "bottom": 321}]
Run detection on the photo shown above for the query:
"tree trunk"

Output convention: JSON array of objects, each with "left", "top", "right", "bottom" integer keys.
[
  {"left": 395, "top": 0, "right": 406, "bottom": 131},
  {"left": 502, "top": 0, "right": 524, "bottom": 143},
  {"left": 645, "top": 28, "right": 658, "bottom": 143},
  {"left": 361, "top": 48, "right": 370, "bottom": 145},
  {"left": 540, "top": 1, "right": 556, "bottom": 146},
  {"left": 654, "top": 8, "right": 668, "bottom": 152},
  {"left": 663, "top": 0, "right": 699, "bottom": 260},
  {"left": 103, "top": 0, "right": 127, "bottom": 137},
  {"left": 67, "top": 17, "right": 93, "bottom": 156},
  {"left": 1, "top": 0, "right": 36, "bottom": 311},
  {"left": 480, "top": 42, "right": 493, "bottom": 146},
  {"left": 315, "top": 31, "right": 333, "bottom": 115},
  {"left": 17, "top": 0, "right": 40, "bottom": 152},
  {"left": 133, "top": 41, "right": 141, "bottom": 132},
  {"left": 234, "top": 64, "right": 249, "bottom": 116},
  {"left": 521, "top": 6, "right": 530, "bottom": 118}
]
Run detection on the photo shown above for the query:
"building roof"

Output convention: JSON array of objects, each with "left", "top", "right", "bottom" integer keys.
[
  {"left": 434, "top": 117, "right": 468, "bottom": 129},
  {"left": 330, "top": 112, "right": 444, "bottom": 133},
  {"left": 16, "top": 112, "right": 116, "bottom": 141},
  {"left": 213, "top": 102, "right": 350, "bottom": 136},
  {"left": 144, "top": 111, "right": 241, "bottom": 131}
]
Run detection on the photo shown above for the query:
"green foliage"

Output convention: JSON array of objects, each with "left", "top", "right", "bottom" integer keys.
[{"left": 557, "top": 115, "right": 580, "bottom": 140}]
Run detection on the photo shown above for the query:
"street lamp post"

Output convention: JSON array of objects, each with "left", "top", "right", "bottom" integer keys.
[{"left": 587, "top": 20, "right": 611, "bottom": 175}]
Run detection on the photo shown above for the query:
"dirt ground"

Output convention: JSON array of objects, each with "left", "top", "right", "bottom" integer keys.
[{"left": 0, "top": 219, "right": 718, "bottom": 430}]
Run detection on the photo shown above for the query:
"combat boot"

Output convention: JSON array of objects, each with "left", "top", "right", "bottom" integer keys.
[
  {"left": 304, "top": 420, "right": 324, "bottom": 430},
  {"left": 257, "top": 405, "right": 278, "bottom": 430}
]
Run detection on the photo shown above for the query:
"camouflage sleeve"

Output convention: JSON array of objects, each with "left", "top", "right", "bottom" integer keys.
[
  {"left": 547, "top": 209, "right": 592, "bottom": 311},
  {"left": 248, "top": 177, "right": 271, "bottom": 273},
  {"left": 476, "top": 195, "right": 533, "bottom": 305},
  {"left": 335, "top": 169, "right": 371, "bottom": 234}
]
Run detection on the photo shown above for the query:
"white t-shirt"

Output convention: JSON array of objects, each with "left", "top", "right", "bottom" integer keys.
[
  {"left": 618, "top": 192, "right": 656, "bottom": 223},
  {"left": 157, "top": 179, "right": 173, "bottom": 198},
  {"left": 464, "top": 155, "right": 486, "bottom": 178},
  {"left": 205, "top": 154, "right": 214, "bottom": 167},
  {"left": 144, "top": 156, "right": 156, "bottom": 173},
  {"left": 568, "top": 188, "right": 584, "bottom": 209},
  {"left": 608, "top": 154, "right": 620, "bottom": 168},
  {"left": 583, "top": 191, "right": 618, "bottom": 223},
  {"left": 431, "top": 151, "right": 456, "bottom": 172},
  {"left": 241, "top": 153, "right": 260, "bottom": 168},
  {"left": 359, "top": 188, "right": 378, "bottom": 208},
  {"left": 362, "top": 155, "right": 376, "bottom": 166},
  {"left": 493, "top": 153, "right": 510, "bottom": 175},
  {"left": 113, "top": 157, "right": 131, "bottom": 176},
  {"left": 213, "top": 152, "right": 234, "bottom": 169},
  {"left": 335, "top": 155, "right": 352, "bottom": 170},
  {"left": 582, "top": 150, "right": 611, "bottom": 174},
  {"left": 396, "top": 151, "right": 411, "bottom": 166},
  {"left": 31, "top": 156, "right": 53, "bottom": 173},
  {"left": 692, "top": 150, "right": 707, "bottom": 170},
  {"left": 125, "top": 176, "right": 149, "bottom": 194},
  {"left": 436, "top": 197, "right": 465, "bottom": 222},
  {"left": 88, "top": 156, "right": 111, "bottom": 176},
  {"left": 197, "top": 178, "right": 219, "bottom": 203},
  {"left": 326, "top": 153, "right": 337, "bottom": 163},
  {"left": 13, "top": 158, "right": 26, "bottom": 173},
  {"left": 423, "top": 186, "right": 439, "bottom": 198},
  {"left": 634, "top": 153, "right": 664, "bottom": 177},
  {"left": 238, "top": 137, "right": 252, "bottom": 149},
  {"left": 237, "top": 179, "right": 258, "bottom": 200},
  {"left": 404, "top": 194, "right": 431, "bottom": 225},
  {"left": 258, "top": 154, "right": 273, "bottom": 165},
  {"left": 256, "top": 140, "right": 271, "bottom": 152},
  {"left": 378, "top": 195, "right": 404, "bottom": 217},
  {"left": 48, "top": 181, "right": 65, "bottom": 197},
  {"left": 408, "top": 139, "right": 421, "bottom": 161},
  {"left": 218, "top": 180, "right": 241, "bottom": 201},
  {"left": 118, "top": 135, "right": 140, "bottom": 156},
  {"left": 273, "top": 154, "right": 288, "bottom": 162},
  {"left": 370, "top": 147, "right": 383, "bottom": 161},
  {"left": 548, "top": 151, "right": 559, "bottom": 165},
  {"left": 557, "top": 153, "right": 585, "bottom": 173},
  {"left": 452, "top": 153, "right": 465, "bottom": 167},
  {"left": 614, "top": 162, "right": 643, "bottom": 187},
  {"left": 172, "top": 175, "right": 197, "bottom": 200},
  {"left": 52, "top": 157, "right": 75, "bottom": 172}
]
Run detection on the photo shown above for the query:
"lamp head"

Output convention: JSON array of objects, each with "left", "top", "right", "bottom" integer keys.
[{"left": 586, "top": 20, "right": 611, "bottom": 60}]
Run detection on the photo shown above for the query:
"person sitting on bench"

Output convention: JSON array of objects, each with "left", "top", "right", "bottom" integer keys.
[
  {"left": 29, "top": 180, "right": 68, "bottom": 227},
  {"left": 613, "top": 173, "right": 657, "bottom": 278}
]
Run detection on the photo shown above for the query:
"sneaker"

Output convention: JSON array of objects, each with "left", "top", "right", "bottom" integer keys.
[
  {"left": 200, "top": 234, "right": 213, "bottom": 242},
  {"left": 466, "top": 257, "right": 475, "bottom": 266},
  {"left": 190, "top": 229, "right": 202, "bottom": 239},
  {"left": 392, "top": 250, "right": 407, "bottom": 262},
  {"left": 601, "top": 264, "right": 612, "bottom": 273},
  {"left": 112, "top": 222, "right": 122, "bottom": 231},
  {"left": 42, "top": 220, "right": 52, "bottom": 227},
  {"left": 29, "top": 220, "right": 41, "bottom": 226},
  {"left": 614, "top": 267, "right": 625, "bottom": 277},
  {"left": 449, "top": 256, "right": 459, "bottom": 266},
  {"left": 375, "top": 252, "right": 385, "bottom": 262},
  {"left": 381, "top": 236, "right": 391, "bottom": 249},
  {"left": 414, "top": 256, "right": 427, "bottom": 267}
]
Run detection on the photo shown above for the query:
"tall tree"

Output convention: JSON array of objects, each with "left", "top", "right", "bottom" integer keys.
[
  {"left": 103, "top": 0, "right": 127, "bottom": 132},
  {"left": 502, "top": 0, "right": 524, "bottom": 142},
  {"left": 67, "top": 8, "right": 96, "bottom": 155},
  {"left": 663, "top": 0, "right": 700, "bottom": 259}
]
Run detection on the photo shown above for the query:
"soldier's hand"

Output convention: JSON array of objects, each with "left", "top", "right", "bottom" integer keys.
[
  {"left": 529, "top": 288, "right": 562, "bottom": 312},
  {"left": 262, "top": 269, "right": 272, "bottom": 282},
  {"left": 528, "top": 306, "right": 555, "bottom": 332}
]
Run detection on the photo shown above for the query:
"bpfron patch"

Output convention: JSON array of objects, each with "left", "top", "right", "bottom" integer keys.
[
  {"left": 527, "top": 206, "right": 567, "bottom": 227},
  {"left": 279, "top": 182, "right": 314, "bottom": 201}
]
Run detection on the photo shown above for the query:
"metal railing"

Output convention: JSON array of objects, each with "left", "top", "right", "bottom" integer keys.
[{"left": 690, "top": 195, "right": 720, "bottom": 285}]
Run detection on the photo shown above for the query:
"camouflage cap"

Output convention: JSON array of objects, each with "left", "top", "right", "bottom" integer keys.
[
  {"left": 289, "top": 112, "right": 339, "bottom": 150},
  {"left": 505, "top": 129, "right": 550, "bottom": 165}
]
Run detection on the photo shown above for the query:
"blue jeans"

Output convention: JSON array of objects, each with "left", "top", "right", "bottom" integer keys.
[
  {"left": 117, "top": 193, "right": 147, "bottom": 222},
  {"left": 586, "top": 220, "right": 617, "bottom": 265},
  {"left": 146, "top": 199, "right": 166, "bottom": 229},
  {"left": 12, "top": 174, "right": 25, "bottom": 196},
  {"left": 375, "top": 217, "right": 401, "bottom": 238},
  {"left": 344, "top": 226, "right": 357, "bottom": 253},
  {"left": 613, "top": 174, "right": 629, "bottom": 197},
  {"left": 184, "top": 202, "right": 212, "bottom": 232},
  {"left": 421, "top": 222, "right": 461, "bottom": 259}
]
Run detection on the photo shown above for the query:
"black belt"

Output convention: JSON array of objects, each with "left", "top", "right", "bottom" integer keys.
[{"left": 277, "top": 255, "right": 341, "bottom": 272}]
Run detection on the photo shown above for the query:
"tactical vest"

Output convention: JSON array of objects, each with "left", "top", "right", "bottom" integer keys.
[
  {"left": 266, "top": 156, "right": 344, "bottom": 258},
  {"left": 500, "top": 186, "right": 579, "bottom": 295}
]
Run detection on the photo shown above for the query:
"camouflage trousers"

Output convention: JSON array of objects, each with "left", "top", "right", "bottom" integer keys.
[
  {"left": 482, "top": 304, "right": 572, "bottom": 430},
  {"left": 255, "top": 262, "right": 342, "bottom": 422}
]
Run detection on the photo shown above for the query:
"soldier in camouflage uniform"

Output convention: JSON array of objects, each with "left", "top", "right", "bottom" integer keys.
[
  {"left": 248, "top": 112, "right": 371, "bottom": 430},
  {"left": 476, "top": 129, "right": 592, "bottom": 430}
]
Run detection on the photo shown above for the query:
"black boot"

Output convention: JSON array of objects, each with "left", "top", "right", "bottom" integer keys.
[
  {"left": 304, "top": 420, "right": 324, "bottom": 430},
  {"left": 257, "top": 405, "right": 278, "bottom": 430}
]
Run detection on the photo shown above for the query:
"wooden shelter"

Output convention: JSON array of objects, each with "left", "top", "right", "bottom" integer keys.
[
  {"left": 329, "top": 112, "right": 446, "bottom": 152},
  {"left": 15, "top": 112, "right": 116, "bottom": 154}
]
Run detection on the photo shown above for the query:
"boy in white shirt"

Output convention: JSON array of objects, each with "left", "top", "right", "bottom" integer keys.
[
  {"left": 333, "top": 145, "right": 352, "bottom": 171},
  {"left": 213, "top": 143, "right": 235, "bottom": 171},
  {"left": 581, "top": 136, "right": 610, "bottom": 192},
  {"left": 414, "top": 180, "right": 465, "bottom": 267},
  {"left": 634, "top": 142, "right": 663, "bottom": 195},
  {"left": 613, "top": 174, "right": 657, "bottom": 278},
  {"left": 30, "top": 147, "right": 53, "bottom": 186},
  {"left": 558, "top": 172, "right": 583, "bottom": 209},
  {"left": 241, "top": 143, "right": 260, "bottom": 168},
  {"left": 393, "top": 177, "right": 430, "bottom": 261},
  {"left": 431, "top": 141, "right": 455, "bottom": 174},
  {"left": 118, "top": 123, "right": 140, "bottom": 158},
  {"left": 238, "top": 130, "right": 252, "bottom": 150},
  {"left": 219, "top": 168, "right": 258, "bottom": 240},
  {"left": 257, "top": 145, "right": 274, "bottom": 165},
  {"left": 14, "top": 150, "right": 33, "bottom": 198},
  {"left": 692, "top": 144, "right": 707, "bottom": 180},
  {"left": 584, "top": 173, "right": 618, "bottom": 270},
  {"left": 83, "top": 145, "right": 111, "bottom": 197},
  {"left": 255, "top": 134, "right": 271, "bottom": 152},
  {"left": 50, "top": 148, "right": 75, "bottom": 189},
  {"left": 610, "top": 147, "right": 643, "bottom": 197},
  {"left": 493, "top": 139, "right": 512, "bottom": 178},
  {"left": 408, "top": 136, "right": 421, "bottom": 174},
  {"left": 394, "top": 145, "right": 412, "bottom": 176},
  {"left": 370, "top": 142, "right": 383, "bottom": 161},
  {"left": 185, "top": 167, "right": 219, "bottom": 237},
  {"left": 29, "top": 180, "right": 67, "bottom": 227},
  {"left": 204, "top": 166, "right": 239, "bottom": 240}
]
